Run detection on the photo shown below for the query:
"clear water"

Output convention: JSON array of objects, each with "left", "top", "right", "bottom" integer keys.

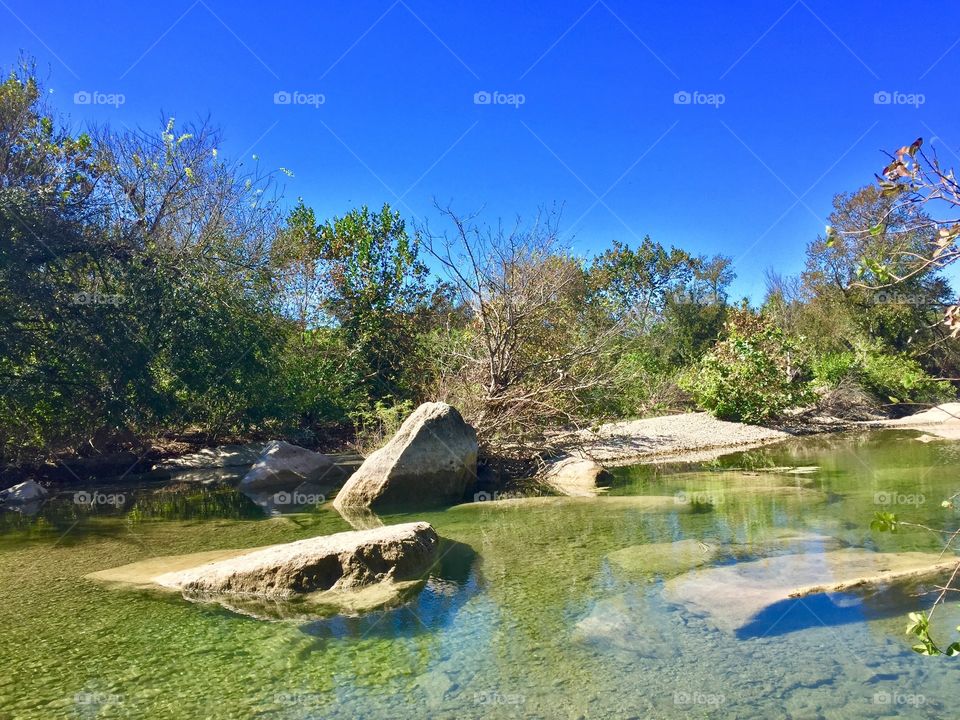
[{"left": 2, "top": 429, "right": 959, "bottom": 719}]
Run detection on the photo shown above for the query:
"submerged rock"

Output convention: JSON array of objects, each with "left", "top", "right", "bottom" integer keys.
[
  {"left": 239, "top": 440, "right": 347, "bottom": 492},
  {"left": 664, "top": 548, "right": 959, "bottom": 634},
  {"left": 607, "top": 538, "right": 721, "bottom": 577},
  {"left": 0, "top": 480, "right": 47, "bottom": 504},
  {"left": 333, "top": 403, "right": 478, "bottom": 510},
  {"left": 542, "top": 457, "right": 613, "bottom": 497},
  {"left": 573, "top": 592, "right": 681, "bottom": 659}
]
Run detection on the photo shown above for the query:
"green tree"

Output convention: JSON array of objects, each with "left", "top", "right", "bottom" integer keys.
[{"left": 280, "top": 202, "right": 433, "bottom": 408}]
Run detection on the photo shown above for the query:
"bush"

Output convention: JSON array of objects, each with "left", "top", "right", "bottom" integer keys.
[
  {"left": 812, "top": 347, "right": 953, "bottom": 408},
  {"left": 681, "top": 312, "right": 813, "bottom": 424},
  {"left": 350, "top": 399, "right": 415, "bottom": 454},
  {"left": 860, "top": 351, "right": 952, "bottom": 406},
  {"left": 812, "top": 352, "right": 857, "bottom": 387}
]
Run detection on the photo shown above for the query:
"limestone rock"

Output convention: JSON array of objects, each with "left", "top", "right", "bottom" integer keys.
[
  {"left": 239, "top": 440, "right": 347, "bottom": 492},
  {"left": 333, "top": 403, "right": 478, "bottom": 510},
  {"left": 0, "top": 480, "right": 47, "bottom": 504},
  {"left": 152, "top": 521, "right": 439, "bottom": 599},
  {"left": 542, "top": 457, "right": 613, "bottom": 497}
]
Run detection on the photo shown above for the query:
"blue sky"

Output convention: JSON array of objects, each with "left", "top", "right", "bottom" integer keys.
[{"left": 2, "top": 0, "right": 958, "bottom": 299}]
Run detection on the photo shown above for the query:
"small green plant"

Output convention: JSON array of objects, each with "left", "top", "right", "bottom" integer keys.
[
  {"left": 812, "top": 352, "right": 857, "bottom": 387},
  {"left": 906, "top": 612, "right": 960, "bottom": 656},
  {"left": 351, "top": 399, "right": 414, "bottom": 454},
  {"left": 869, "top": 510, "right": 899, "bottom": 532}
]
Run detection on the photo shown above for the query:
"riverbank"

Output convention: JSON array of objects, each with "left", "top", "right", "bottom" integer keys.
[
  {"left": 7, "top": 404, "right": 955, "bottom": 493},
  {"left": 578, "top": 412, "right": 796, "bottom": 466}
]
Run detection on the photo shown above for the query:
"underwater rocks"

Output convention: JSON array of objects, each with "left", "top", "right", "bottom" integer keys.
[
  {"left": 664, "top": 548, "right": 959, "bottom": 634},
  {"left": 333, "top": 403, "right": 478, "bottom": 511},
  {"left": 606, "top": 539, "right": 721, "bottom": 578}
]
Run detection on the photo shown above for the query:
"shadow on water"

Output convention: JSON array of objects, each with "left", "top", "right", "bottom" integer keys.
[
  {"left": 299, "top": 539, "right": 480, "bottom": 641},
  {"left": 736, "top": 584, "right": 938, "bottom": 640}
]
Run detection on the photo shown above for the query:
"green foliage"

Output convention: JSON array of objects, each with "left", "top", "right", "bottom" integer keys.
[
  {"left": 859, "top": 351, "right": 952, "bottom": 405},
  {"left": 350, "top": 399, "right": 415, "bottom": 454},
  {"left": 278, "top": 202, "right": 433, "bottom": 407},
  {"left": 681, "top": 312, "right": 814, "bottom": 424},
  {"left": 813, "top": 348, "right": 952, "bottom": 406},
  {"left": 811, "top": 352, "right": 858, "bottom": 387},
  {"left": 869, "top": 510, "right": 899, "bottom": 533},
  {"left": 905, "top": 612, "right": 960, "bottom": 656}
]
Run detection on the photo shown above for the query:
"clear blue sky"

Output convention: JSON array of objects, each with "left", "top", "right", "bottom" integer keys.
[{"left": 2, "top": 0, "right": 958, "bottom": 299}]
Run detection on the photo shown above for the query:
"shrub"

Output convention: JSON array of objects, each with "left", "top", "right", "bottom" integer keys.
[
  {"left": 681, "top": 312, "right": 813, "bottom": 424},
  {"left": 812, "top": 346, "right": 953, "bottom": 408},
  {"left": 812, "top": 352, "right": 857, "bottom": 387},
  {"left": 859, "top": 351, "right": 952, "bottom": 406},
  {"left": 350, "top": 399, "right": 415, "bottom": 454}
]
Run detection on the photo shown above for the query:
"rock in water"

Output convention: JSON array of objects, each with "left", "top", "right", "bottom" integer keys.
[
  {"left": 542, "top": 457, "right": 613, "bottom": 496},
  {"left": 239, "top": 440, "right": 347, "bottom": 492},
  {"left": 152, "top": 522, "right": 439, "bottom": 598},
  {"left": 0, "top": 480, "right": 48, "bottom": 504},
  {"left": 664, "top": 548, "right": 959, "bottom": 634},
  {"left": 333, "top": 402, "right": 478, "bottom": 510}
]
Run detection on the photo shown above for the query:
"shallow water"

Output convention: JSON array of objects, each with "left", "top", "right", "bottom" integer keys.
[{"left": 2, "top": 429, "right": 959, "bottom": 719}]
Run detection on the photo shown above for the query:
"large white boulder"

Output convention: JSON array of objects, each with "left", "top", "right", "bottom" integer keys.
[
  {"left": 333, "top": 403, "right": 478, "bottom": 510},
  {"left": 239, "top": 440, "right": 347, "bottom": 492}
]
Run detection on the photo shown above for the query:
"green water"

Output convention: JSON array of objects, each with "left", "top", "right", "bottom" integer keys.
[{"left": 2, "top": 429, "right": 959, "bottom": 719}]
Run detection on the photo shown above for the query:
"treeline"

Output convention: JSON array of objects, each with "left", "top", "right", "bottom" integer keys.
[{"left": 1, "top": 61, "right": 957, "bottom": 464}]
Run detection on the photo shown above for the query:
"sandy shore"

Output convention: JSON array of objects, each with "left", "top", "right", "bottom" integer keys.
[
  {"left": 580, "top": 412, "right": 793, "bottom": 466},
  {"left": 869, "top": 402, "right": 960, "bottom": 440}
]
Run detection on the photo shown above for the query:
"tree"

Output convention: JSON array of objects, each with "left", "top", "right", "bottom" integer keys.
[
  {"left": 589, "top": 236, "right": 695, "bottom": 332},
  {"left": 0, "top": 59, "right": 291, "bottom": 458},
  {"left": 843, "top": 139, "right": 960, "bottom": 655},
  {"left": 278, "top": 202, "right": 433, "bottom": 409},
  {"left": 422, "top": 206, "right": 620, "bottom": 456}
]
